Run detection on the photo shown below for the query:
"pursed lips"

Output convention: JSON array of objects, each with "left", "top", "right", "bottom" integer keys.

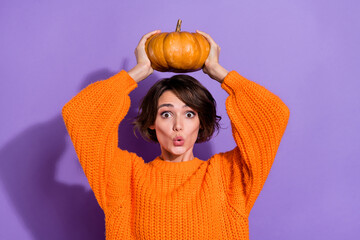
[
  {"left": 173, "top": 136, "right": 184, "bottom": 146},
  {"left": 173, "top": 136, "right": 184, "bottom": 141}
]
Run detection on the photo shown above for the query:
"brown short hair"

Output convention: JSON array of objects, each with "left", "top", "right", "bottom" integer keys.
[{"left": 133, "top": 75, "right": 221, "bottom": 143}]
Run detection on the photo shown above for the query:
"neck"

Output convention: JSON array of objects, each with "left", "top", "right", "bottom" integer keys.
[{"left": 160, "top": 148, "right": 195, "bottom": 162}]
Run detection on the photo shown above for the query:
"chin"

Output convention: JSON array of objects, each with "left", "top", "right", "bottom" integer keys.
[
  {"left": 170, "top": 147, "right": 187, "bottom": 156},
  {"left": 163, "top": 145, "right": 189, "bottom": 156}
]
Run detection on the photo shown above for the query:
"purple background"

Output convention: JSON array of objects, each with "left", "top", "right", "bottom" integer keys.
[{"left": 1, "top": 0, "right": 359, "bottom": 239}]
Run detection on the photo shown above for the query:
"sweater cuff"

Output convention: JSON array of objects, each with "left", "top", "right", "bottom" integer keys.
[
  {"left": 109, "top": 70, "right": 138, "bottom": 94},
  {"left": 221, "top": 70, "right": 248, "bottom": 94}
]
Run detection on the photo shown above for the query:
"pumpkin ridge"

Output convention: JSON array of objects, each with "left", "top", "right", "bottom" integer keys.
[
  {"left": 147, "top": 35, "right": 162, "bottom": 71},
  {"left": 162, "top": 33, "right": 172, "bottom": 71},
  {"left": 194, "top": 33, "right": 210, "bottom": 70},
  {"left": 157, "top": 33, "right": 169, "bottom": 71},
  {"left": 191, "top": 33, "right": 202, "bottom": 70}
]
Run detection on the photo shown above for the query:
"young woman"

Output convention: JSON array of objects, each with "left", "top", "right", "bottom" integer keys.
[{"left": 62, "top": 30, "right": 290, "bottom": 239}]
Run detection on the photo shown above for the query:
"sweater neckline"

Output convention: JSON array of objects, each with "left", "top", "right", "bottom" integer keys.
[{"left": 150, "top": 156, "right": 204, "bottom": 174}]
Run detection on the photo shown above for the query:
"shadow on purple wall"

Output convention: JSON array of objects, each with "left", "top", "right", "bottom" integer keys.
[
  {"left": 0, "top": 59, "right": 214, "bottom": 239},
  {"left": 0, "top": 115, "right": 105, "bottom": 240}
]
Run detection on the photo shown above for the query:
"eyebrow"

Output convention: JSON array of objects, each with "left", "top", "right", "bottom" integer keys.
[{"left": 157, "top": 104, "right": 189, "bottom": 110}]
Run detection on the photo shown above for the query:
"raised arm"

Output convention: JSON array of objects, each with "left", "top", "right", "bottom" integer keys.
[
  {"left": 220, "top": 71, "right": 290, "bottom": 216},
  {"left": 62, "top": 30, "right": 160, "bottom": 210},
  {"left": 62, "top": 70, "right": 137, "bottom": 210},
  {"left": 198, "top": 30, "right": 290, "bottom": 216}
]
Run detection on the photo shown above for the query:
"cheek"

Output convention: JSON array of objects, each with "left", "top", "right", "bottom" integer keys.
[
  {"left": 153, "top": 120, "right": 171, "bottom": 137},
  {"left": 187, "top": 120, "right": 201, "bottom": 137},
  {"left": 155, "top": 118, "right": 169, "bottom": 130}
]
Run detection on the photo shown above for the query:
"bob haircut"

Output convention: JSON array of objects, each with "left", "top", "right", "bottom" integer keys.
[{"left": 133, "top": 74, "right": 221, "bottom": 143}]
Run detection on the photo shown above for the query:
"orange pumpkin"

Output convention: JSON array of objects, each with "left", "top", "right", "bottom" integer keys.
[{"left": 145, "top": 20, "right": 210, "bottom": 73}]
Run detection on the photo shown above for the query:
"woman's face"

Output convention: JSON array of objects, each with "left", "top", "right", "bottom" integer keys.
[{"left": 150, "top": 90, "right": 200, "bottom": 161}]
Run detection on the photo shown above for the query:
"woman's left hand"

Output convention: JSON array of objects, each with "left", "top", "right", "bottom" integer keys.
[{"left": 196, "top": 30, "right": 229, "bottom": 83}]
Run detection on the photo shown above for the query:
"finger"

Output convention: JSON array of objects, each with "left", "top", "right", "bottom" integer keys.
[
  {"left": 196, "top": 30, "right": 217, "bottom": 46},
  {"left": 139, "top": 30, "right": 161, "bottom": 44}
]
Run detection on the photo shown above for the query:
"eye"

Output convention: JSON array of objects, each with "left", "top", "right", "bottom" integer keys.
[
  {"left": 186, "top": 111, "right": 196, "bottom": 118},
  {"left": 160, "top": 111, "right": 172, "bottom": 118}
]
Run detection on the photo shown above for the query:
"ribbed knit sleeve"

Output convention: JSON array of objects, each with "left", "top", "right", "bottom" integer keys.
[
  {"left": 61, "top": 70, "right": 138, "bottom": 211},
  {"left": 220, "top": 71, "right": 290, "bottom": 216}
]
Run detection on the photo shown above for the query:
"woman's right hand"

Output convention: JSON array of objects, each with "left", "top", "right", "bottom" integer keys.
[{"left": 128, "top": 30, "right": 161, "bottom": 83}]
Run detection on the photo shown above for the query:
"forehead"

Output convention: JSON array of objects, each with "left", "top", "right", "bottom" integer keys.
[{"left": 158, "top": 90, "right": 185, "bottom": 106}]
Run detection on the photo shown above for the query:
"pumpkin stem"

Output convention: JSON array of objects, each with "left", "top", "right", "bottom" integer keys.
[{"left": 175, "top": 19, "right": 182, "bottom": 32}]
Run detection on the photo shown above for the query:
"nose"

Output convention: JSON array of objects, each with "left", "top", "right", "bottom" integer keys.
[{"left": 173, "top": 117, "right": 183, "bottom": 131}]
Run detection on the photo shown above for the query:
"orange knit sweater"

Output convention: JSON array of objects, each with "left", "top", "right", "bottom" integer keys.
[{"left": 62, "top": 70, "right": 290, "bottom": 239}]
